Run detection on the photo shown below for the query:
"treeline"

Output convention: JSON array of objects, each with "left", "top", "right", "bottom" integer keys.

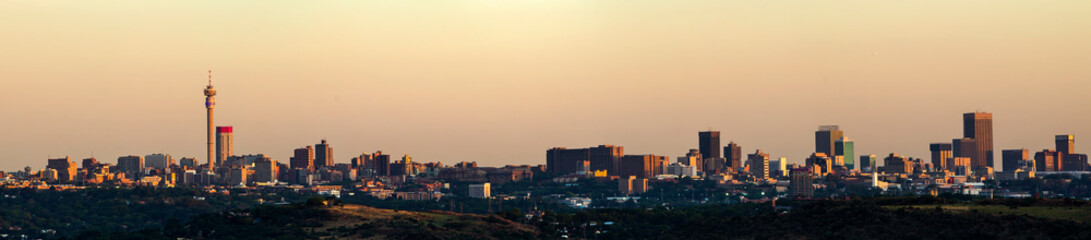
[
  {"left": 529, "top": 197, "right": 1091, "bottom": 239},
  {"left": 0, "top": 187, "right": 261, "bottom": 239}
]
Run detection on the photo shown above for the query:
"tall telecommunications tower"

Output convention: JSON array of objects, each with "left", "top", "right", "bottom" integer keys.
[{"left": 204, "top": 70, "right": 217, "bottom": 169}]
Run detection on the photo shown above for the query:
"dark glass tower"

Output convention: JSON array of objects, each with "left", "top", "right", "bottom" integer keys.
[
  {"left": 1057, "top": 135, "right": 1074, "bottom": 155},
  {"left": 963, "top": 112, "right": 994, "bottom": 168},
  {"left": 699, "top": 131, "right": 721, "bottom": 160},
  {"left": 724, "top": 142, "right": 742, "bottom": 169},
  {"left": 315, "top": 139, "right": 334, "bottom": 169},
  {"left": 815, "top": 125, "right": 843, "bottom": 157}
]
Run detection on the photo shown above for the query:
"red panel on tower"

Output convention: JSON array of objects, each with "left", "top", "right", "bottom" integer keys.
[{"left": 216, "top": 126, "right": 233, "bottom": 133}]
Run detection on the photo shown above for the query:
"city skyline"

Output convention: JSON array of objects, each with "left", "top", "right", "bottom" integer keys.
[{"left": 2, "top": 1, "right": 1090, "bottom": 170}]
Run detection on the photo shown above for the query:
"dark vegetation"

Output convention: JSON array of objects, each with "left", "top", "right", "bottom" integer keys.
[
  {"left": 9, "top": 181, "right": 1091, "bottom": 239},
  {"left": 0, "top": 187, "right": 262, "bottom": 239},
  {"left": 526, "top": 196, "right": 1091, "bottom": 239}
]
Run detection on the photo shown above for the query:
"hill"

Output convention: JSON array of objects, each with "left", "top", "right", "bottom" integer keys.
[{"left": 74, "top": 198, "right": 539, "bottom": 240}]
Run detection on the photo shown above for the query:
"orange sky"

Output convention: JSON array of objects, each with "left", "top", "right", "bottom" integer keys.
[{"left": 1, "top": 1, "right": 1089, "bottom": 171}]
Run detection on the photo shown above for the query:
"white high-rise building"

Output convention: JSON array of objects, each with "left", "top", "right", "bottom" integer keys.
[{"left": 469, "top": 183, "right": 491, "bottom": 199}]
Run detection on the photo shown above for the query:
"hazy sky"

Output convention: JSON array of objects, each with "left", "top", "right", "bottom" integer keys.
[{"left": 2, "top": 1, "right": 1090, "bottom": 171}]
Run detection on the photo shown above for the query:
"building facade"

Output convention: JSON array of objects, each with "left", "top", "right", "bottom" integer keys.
[
  {"left": 290, "top": 146, "right": 315, "bottom": 172},
  {"left": 216, "top": 126, "right": 233, "bottom": 168},
  {"left": 546, "top": 145, "right": 624, "bottom": 176},
  {"left": 815, "top": 125, "right": 844, "bottom": 157},
  {"left": 1001, "top": 149, "right": 1029, "bottom": 172},
  {"left": 698, "top": 131, "right": 721, "bottom": 160},
  {"left": 315, "top": 139, "right": 334, "bottom": 169},
  {"left": 747, "top": 150, "right": 770, "bottom": 179},
  {"left": 835, "top": 137, "right": 854, "bottom": 169},
  {"left": 963, "top": 112, "right": 994, "bottom": 168},
  {"left": 724, "top": 142, "right": 742, "bottom": 170},
  {"left": 930, "top": 143, "right": 953, "bottom": 171}
]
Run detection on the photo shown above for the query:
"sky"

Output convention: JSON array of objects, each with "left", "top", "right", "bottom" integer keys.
[{"left": 1, "top": 1, "right": 1090, "bottom": 171}]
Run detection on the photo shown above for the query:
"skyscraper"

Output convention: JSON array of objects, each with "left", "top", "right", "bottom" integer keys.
[
  {"left": 859, "top": 155, "right": 877, "bottom": 172},
  {"left": 747, "top": 150, "right": 770, "bottom": 179},
  {"left": 546, "top": 145, "right": 624, "bottom": 176},
  {"left": 373, "top": 151, "right": 391, "bottom": 176},
  {"left": 815, "top": 125, "right": 843, "bottom": 157},
  {"left": 290, "top": 146, "right": 315, "bottom": 172},
  {"left": 835, "top": 137, "right": 854, "bottom": 169},
  {"left": 963, "top": 112, "right": 994, "bottom": 168},
  {"left": 618, "top": 154, "right": 665, "bottom": 178},
  {"left": 929, "top": 143, "right": 953, "bottom": 171},
  {"left": 46, "top": 157, "right": 77, "bottom": 182},
  {"left": 179, "top": 157, "right": 198, "bottom": 170},
  {"left": 204, "top": 71, "right": 217, "bottom": 169},
  {"left": 789, "top": 168, "right": 814, "bottom": 198},
  {"left": 1057, "top": 135, "right": 1074, "bottom": 155},
  {"left": 81, "top": 158, "right": 99, "bottom": 169},
  {"left": 315, "top": 139, "right": 334, "bottom": 169},
  {"left": 883, "top": 153, "right": 912, "bottom": 174},
  {"left": 252, "top": 156, "right": 279, "bottom": 183},
  {"left": 698, "top": 131, "right": 721, "bottom": 160},
  {"left": 145, "top": 153, "right": 174, "bottom": 169},
  {"left": 117, "top": 155, "right": 144, "bottom": 179},
  {"left": 953, "top": 138, "right": 977, "bottom": 164},
  {"left": 1034, "top": 149, "right": 1061, "bottom": 172},
  {"left": 723, "top": 142, "right": 742, "bottom": 170},
  {"left": 1001, "top": 149, "right": 1029, "bottom": 172},
  {"left": 216, "top": 126, "right": 233, "bottom": 167}
]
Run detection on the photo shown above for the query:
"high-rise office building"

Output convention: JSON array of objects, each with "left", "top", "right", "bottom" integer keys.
[
  {"left": 953, "top": 138, "right": 977, "bottom": 165},
  {"left": 315, "top": 139, "right": 333, "bottom": 169},
  {"left": 1063, "top": 154, "right": 1088, "bottom": 171},
  {"left": 117, "top": 155, "right": 144, "bottom": 179},
  {"left": 46, "top": 157, "right": 77, "bottom": 182},
  {"left": 698, "top": 131, "right": 721, "bottom": 160},
  {"left": 963, "top": 112, "right": 994, "bottom": 168},
  {"left": 1001, "top": 149, "right": 1029, "bottom": 172},
  {"left": 930, "top": 143, "right": 953, "bottom": 171},
  {"left": 747, "top": 150, "right": 770, "bottom": 179},
  {"left": 352, "top": 153, "right": 371, "bottom": 169},
  {"left": 204, "top": 71, "right": 217, "bottom": 169},
  {"left": 860, "top": 155, "right": 877, "bottom": 172},
  {"left": 815, "top": 125, "right": 844, "bottom": 157},
  {"left": 144, "top": 153, "right": 173, "bottom": 169},
  {"left": 883, "top": 153, "right": 912, "bottom": 174},
  {"left": 1056, "top": 135, "right": 1086, "bottom": 171},
  {"left": 618, "top": 155, "right": 665, "bottom": 178},
  {"left": 252, "top": 156, "right": 279, "bottom": 183},
  {"left": 546, "top": 145, "right": 624, "bottom": 176},
  {"left": 390, "top": 155, "right": 415, "bottom": 176},
  {"left": 789, "top": 168, "right": 814, "bottom": 198},
  {"left": 1057, "top": 135, "right": 1075, "bottom": 155},
  {"left": 81, "top": 158, "right": 100, "bottom": 169},
  {"left": 724, "top": 142, "right": 742, "bottom": 170},
  {"left": 1034, "top": 149, "right": 1061, "bottom": 172},
  {"left": 373, "top": 152, "right": 391, "bottom": 176},
  {"left": 835, "top": 137, "right": 854, "bottom": 169},
  {"left": 179, "top": 157, "right": 198, "bottom": 170},
  {"left": 290, "top": 146, "right": 315, "bottom": 172},
  {"left": 216, "top": 126, "right": 234, "bottom": 167}
]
